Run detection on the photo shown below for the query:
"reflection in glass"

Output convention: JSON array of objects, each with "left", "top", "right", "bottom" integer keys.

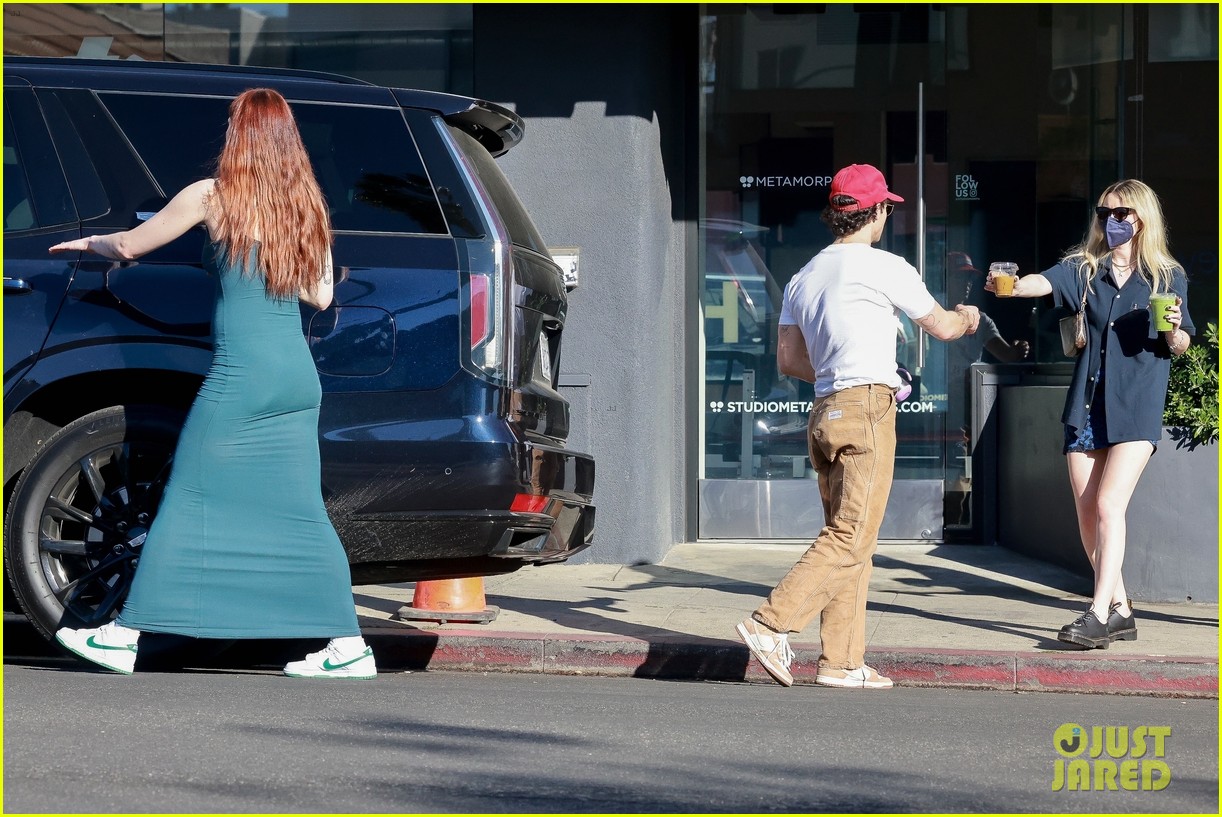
[
  {"left": 3, "top": 3, "right": 473, "bottom": 95},
  {"left": 353, "top": 173, "right": 447, "bottom": 232},
  {"left": 701, "top": 219, "right": 809, "bottom": 480}
]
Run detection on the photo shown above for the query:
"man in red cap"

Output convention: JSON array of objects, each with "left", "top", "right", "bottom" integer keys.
[{"left": 736, "top": 163, "right": 981, "bottom": 689}]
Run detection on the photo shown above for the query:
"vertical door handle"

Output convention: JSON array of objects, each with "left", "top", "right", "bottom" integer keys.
[{"left": 916, "top": 81, "right": 927, "bottom": 370}]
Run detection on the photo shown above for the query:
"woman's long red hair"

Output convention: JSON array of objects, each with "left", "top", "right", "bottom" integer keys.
[{"left": 211, "top": 88, "right": 331, "bottom": 299}]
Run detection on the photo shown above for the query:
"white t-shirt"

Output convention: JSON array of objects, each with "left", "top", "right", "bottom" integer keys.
[{"left": 779, "top": 243, "right": 938, "bottom": 398}]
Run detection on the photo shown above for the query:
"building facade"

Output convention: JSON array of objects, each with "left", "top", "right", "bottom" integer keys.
[{"left": 6, "top": 3, "right": 1217, "bottom": 565}]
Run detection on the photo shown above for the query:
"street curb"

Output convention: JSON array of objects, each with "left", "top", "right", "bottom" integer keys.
[
  {"left": 363, "top": 626, "right": 1220, "bottom": 698},
  {"left": 8, "top": 614, "right": 1215, "bottom": 697}
]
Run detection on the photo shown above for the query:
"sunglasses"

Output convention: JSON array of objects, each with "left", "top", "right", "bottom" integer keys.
[
  {"left": 881, "top": 202, "right": 895, "bottom": 216},
  {"left": 1096, "top": 206, "right": 1136, "bottom": 221}
]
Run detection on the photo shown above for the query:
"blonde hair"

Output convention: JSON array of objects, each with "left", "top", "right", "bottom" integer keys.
[{"left": 1063, "top": 179, "right": 1181, "bottom": 295}]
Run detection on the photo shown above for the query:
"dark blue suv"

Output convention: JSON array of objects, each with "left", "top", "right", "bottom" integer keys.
[{"left": 3, "top": 57, "right": 595, "bottom": 640}]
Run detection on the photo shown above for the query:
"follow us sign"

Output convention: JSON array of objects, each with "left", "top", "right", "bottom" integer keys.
[{"left": 955, "top": 174, "right": 980, "bottom": 201}]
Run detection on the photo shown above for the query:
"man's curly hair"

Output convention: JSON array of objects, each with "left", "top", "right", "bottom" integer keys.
[{"left": 821, "top": 195, "right": 885, "bottom": 237}]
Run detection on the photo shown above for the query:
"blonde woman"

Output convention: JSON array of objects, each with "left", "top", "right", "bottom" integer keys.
[
  {"left": 986, "top": 179, "right": 1193, "bottom": 648},
  {"left": 50, "top": 89, "right": 375, "bottom": 678}
]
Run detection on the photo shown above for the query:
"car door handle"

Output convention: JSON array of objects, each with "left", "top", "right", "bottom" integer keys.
[{"left": 4, "top": 277, "right": 33, "bottom": 295}]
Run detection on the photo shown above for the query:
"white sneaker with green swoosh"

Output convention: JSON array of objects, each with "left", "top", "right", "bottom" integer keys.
[
  {"left": 56, "top": 621, "right": 140, "bottom": 674},
  {"left": 284, "top": 636, "right": 377, "bottom": 679}
]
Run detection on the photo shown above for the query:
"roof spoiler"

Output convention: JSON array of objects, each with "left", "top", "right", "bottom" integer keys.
[{"left": 392, "top": 89, "right": 524, "bottom": 156}]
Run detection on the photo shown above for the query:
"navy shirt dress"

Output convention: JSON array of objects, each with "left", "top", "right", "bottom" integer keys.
[{"left": 1042, "top": 258, "right": 1193, "bottom": 453}]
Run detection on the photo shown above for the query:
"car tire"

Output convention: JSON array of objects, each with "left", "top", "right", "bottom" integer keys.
[{"left": 4, "top": 405, "right": 185, "bottom": 642}]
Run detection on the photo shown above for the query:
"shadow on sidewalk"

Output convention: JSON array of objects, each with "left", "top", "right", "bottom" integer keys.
[
  {"left": 354, "top": 577, "right": 762, "bottom": 680},
  {"left": 876, "top": 546, "right": 1092, "bottom": 597},
  {"left": 350, "top": 545, "right": 1218, "bottom": 675},
  {"left": 871, "top": 598, "right": 1081, "bottom": 652}
]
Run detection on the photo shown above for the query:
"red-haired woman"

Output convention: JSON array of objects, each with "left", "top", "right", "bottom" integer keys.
[{"left": 50, "top": 88, "right": 376, "bottom": 679}]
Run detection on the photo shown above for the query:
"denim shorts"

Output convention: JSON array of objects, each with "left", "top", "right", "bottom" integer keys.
[
  {"left": 1064, "top": 418, "right": 1159, "bottom": 454},
  {"left": 1064, "top": 370, "right": 1158, "bottom": 453},
  {"left": 1064, "top": 414, "right": 1107, "bottom": 453},
  {"left": 1065, "top": 383, "right": 1158, "bottom": 451}
]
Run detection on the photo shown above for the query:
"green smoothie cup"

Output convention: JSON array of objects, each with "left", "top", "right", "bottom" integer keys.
[{"left": 1149, "top": 292, "right": 1177, "bottom": 332}]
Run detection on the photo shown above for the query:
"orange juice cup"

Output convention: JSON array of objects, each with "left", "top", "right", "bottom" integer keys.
[{"left": 990, "top": 262, "right": 1018, "bottom": 297}]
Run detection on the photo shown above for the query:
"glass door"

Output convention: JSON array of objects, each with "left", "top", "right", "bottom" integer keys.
[{"left": 697, "top": 4, "right": 953, "bottom": 540}]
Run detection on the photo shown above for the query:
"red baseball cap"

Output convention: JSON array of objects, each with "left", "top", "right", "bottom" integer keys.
[{"left": 829, "top": 164, "right": 904, "bottom": 211}]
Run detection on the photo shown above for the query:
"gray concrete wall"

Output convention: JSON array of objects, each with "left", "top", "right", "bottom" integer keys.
[
  {"left": 997, "top": 385, "right": 1089, "bottom": 575},
  {"left": 473, "top": 6, "right": 697, "bottom": 564},
  {"left": 1124, "top": 430, "right": 1218, "bottom": 604}
]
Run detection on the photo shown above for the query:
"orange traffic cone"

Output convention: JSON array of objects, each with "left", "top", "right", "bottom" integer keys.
[{"left": 396, "top": 577, "right": 500, "bottom": 624}]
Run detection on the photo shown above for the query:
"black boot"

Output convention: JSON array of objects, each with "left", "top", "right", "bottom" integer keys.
[
  {"left": 1057, "top": 609, "right": 1110, "bottom": 649},
  {"left": 1107, "top": 600, "right": 1137, "bottom": 642}
]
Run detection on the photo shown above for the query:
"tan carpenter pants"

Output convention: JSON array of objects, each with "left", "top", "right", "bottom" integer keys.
[{"left": 753, "top": 383, "right": 897, "bottom": 670}]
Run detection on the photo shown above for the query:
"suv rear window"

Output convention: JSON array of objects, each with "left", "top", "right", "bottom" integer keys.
[
  {"left": 447, "top": 125, "right": 548, "bottom": 255},
  {"left": 100, "top": 93, "right": 447, "bottom": 235}
]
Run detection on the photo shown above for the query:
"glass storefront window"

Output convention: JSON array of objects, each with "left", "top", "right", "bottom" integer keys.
[
  {"left": 698, "top": 4, "right": 951, "bottom": 540},
  {"left": 697, "top": 4, "right": 1217, "bottom": 541}
]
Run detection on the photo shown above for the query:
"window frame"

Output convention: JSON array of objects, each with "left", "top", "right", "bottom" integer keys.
[{"left": 3, "top": 89, "right": 77, "bottom": 233}]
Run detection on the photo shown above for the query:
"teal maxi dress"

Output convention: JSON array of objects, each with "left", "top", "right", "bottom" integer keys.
[{"left": 117, "top": 243, "right": 360, "bottom": 639}]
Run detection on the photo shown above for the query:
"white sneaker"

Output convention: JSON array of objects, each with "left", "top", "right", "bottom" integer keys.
[
  {"left": 284, "top": 637, "right": 377, "bottom": 679},
  {"left": 815, "top": 664, "right": 893, "bottom": 689},
  {"left": 56, "top": 621, "right": 140, "bottom": 674},
  {"left": 735, "top": 617, "right": 795, "bottom": 687}
]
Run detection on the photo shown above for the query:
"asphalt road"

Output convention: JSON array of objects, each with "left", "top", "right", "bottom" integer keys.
[{"left": 3, "top": 659, "right": 1217, "bottom": 813}]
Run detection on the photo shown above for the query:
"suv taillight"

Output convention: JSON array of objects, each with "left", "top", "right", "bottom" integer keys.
[
  {"left": 468, "top": 262, "right": 509, "bottom": 378},
  {"left": 470, "top": 272, "right": 492, "bottom": 349},
  {"left": 463, "top": 240, "right": 511, "bottom": 380},
  {"left": 439, "top": 120, "right": 515, "bottom": 383}
]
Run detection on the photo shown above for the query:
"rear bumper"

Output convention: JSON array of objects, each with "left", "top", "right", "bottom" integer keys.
[
  {"left": 492, "top": 498, "right": 596, "bottom": 563},
  {"left": 496, "top": 437, "right": 595, "bottom": 561},
  {"left": 327, "top": 434, "right": 595, "bottom": 581}
]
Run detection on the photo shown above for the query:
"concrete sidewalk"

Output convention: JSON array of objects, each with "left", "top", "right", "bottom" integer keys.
[{"left": 354, "top": 542, "right": 1219, "bottom": 698}]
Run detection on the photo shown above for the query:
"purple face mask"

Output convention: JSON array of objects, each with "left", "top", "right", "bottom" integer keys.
[{"left": 1105, "top": 217, "right": 1134, "bottom": 249}]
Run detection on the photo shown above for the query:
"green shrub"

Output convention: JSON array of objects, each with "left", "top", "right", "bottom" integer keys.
[{"left": 1163, "top": 321, "right": 1219, "bottom": 447}]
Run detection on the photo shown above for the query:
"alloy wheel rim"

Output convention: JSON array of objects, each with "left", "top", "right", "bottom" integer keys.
[{"left": 36, "top": 440, "right": 173, "bottom": 626}]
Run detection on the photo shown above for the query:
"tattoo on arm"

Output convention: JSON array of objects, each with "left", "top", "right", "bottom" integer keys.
[
  {"left": 322, "top": 263, "right": 332, "bottom": 285},
  {"left": 914, "top": 308, "right": 967, "bottom": 340}
]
